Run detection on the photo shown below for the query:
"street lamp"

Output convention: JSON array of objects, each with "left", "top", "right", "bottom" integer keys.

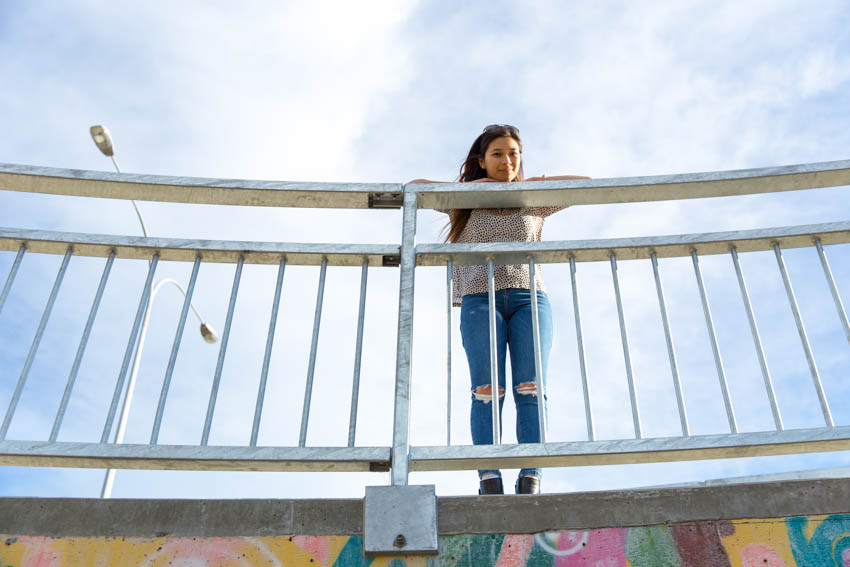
[
  {"left": 90, "top": 125, "right": 218, "bottom": 498},
  {"left": 90, "top": 125, "right": 149, "bottom": 237}
]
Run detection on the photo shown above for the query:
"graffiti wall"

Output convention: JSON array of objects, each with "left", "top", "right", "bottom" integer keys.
[{"left": 2, "top": 514, "right": 850, "bottom": 566}]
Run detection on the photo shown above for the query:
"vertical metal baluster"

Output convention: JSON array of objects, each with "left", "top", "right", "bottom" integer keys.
[
  {"left": 691, "top": 249, "right": 737, "bottom": 433},
  {"left": 101, "top": 254, "right": 159, "bottom": 443},
  {"left": 150, "top": 255, "right": 202, "bottom": 444},
  {"left": 250, "top": 258, "right": 286, "bottom": 447},
  {"left": 1, "top": 248, "right": 72, "bottom": 440},
  {"left": 201, "top": 255, "right": 244, "bottom": 445},
  {"left": 528, "top": 257, "right": 547, "bottom": 442},
  {"left": 815, "top": 238, "right": 850, "bottom": 346},
  {"left": 774, "top": 243, "right": 833, "bottom": 427},
  {"left": 569, "top": 256, "right": 594, "bottom": 441},
  {"left": 391, "top": 190, "right": 417, "bottom": 486},
  {"left": 0, "top": 244, "right": 26, "bottom": 316},
  {"left": 446, "top": 259, "right": 453, "bottom": 446},
  {"left": 347, "top": 259, "right": 368, "bottom": 447},
  {"left": 299, "top": 258, "right": 328, "bottom": 447},
  {"left": 50, "top": 251, "right": 115, "bottom": 441},
  {"left": 650, "top": 252, "right": 689, "bottom": 436},
  {"left": 486, "top": 258, "right": 501, "bottom": 445},
  {"left": 731, "top": 247, "right": 783, "bottom": 431},
  {"left": 610, "top": 252, "right": 642, "bottom": 439}
]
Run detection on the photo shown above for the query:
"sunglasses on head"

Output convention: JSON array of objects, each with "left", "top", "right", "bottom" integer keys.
[{"left": 483, "top": 124, "right": 519, "bottom": 136}]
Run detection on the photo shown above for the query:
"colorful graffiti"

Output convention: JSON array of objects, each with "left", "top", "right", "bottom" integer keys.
[{"left": 2, "top": 514, "right": 850, "bottom": 566}]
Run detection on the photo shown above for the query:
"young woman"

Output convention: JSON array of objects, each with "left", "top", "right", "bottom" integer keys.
[{"left": 411, "top": 124, "right": 589, "bottom": 495}]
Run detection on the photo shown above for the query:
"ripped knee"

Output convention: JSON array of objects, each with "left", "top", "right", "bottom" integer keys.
[
  {"left": 515, "top": 381, "right": 539, "bottom": 396},
  {"left": 473, "top": 384, "right": 505, "bottom": 403}
]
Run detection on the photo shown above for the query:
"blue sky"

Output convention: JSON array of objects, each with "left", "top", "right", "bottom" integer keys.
[{"left": 1, "top": 1, "right": 850, "bottom": 498}]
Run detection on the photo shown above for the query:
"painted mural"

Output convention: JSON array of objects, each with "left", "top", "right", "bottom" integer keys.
[{"left": 2, "top": 514, "right": 850, "bottom": 566}]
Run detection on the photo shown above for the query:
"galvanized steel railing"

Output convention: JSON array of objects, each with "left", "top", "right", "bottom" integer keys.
[{"left": 1, "top": 160, "right": 850, "bottom": 489}]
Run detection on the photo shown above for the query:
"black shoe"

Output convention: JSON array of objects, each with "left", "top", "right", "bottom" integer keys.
[
  {"left": 516, "top": 476, "right": 540, "bottom": 494},
  {"left": 479, "top": 477, "right": 504, "bottom": 495}
]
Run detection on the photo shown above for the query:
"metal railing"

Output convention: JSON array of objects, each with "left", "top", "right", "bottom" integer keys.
[{"left": 1, "top": 160, "right": 850, "bottom": 489}]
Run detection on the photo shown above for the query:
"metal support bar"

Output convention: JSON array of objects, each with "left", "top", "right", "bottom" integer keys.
[
  {"left": 1, "top": 248, "right": 72, "bottom": 440},
  {"left": 650, "top": 252, "right": 689, "bottom": 436},
  {"left": 151, "top": 256, "right": 202, "bottom": 444},
  {"left": 347, "top": 259, "right": 368, "bottom": 447},
  {"left": 610, "top": 252, "right": 642, "bottom": 439},
  {"left": 528, "top": 257, "right": 547, "bottom": 442},
  {"left": 201, "top": 256, "right": 244, "bottom": 445},
  {"left": 299, "top": 258, "right": 328, "bottom": 447},
  {"left": 486, "top": 258, "right": 501, "bottom": 446},
  {"left": 569, "top": 256, "right": 594, "bottom": 441},
  {"left": 730, "top": 247, "right": 783, "bottom": 431},
  {"left": 773, "top": 243, "right": 833, "bottom": 427},
  {"left": 101, "top": 254, "right": 160, "bottom": 443},
  {"left": 0, "top": 244, "right": 25, "bottom": 316},
  {"left": 815, "top": 238, "right": 850, "bottom": 346},
  {"left": 445, "top": 259, "right": 453, "bottom": 446},
  {"left": 691, "top": 249, "right": 737, "bottom": 433},
  {"left": 251, "top": 258, "right": 286, "bottom": 447},
  {"left": 50, "top": 251, "right": 115, "bottom": 441},
  {"left": 390, "top": 191, "right": 417, "bottom": 486}
]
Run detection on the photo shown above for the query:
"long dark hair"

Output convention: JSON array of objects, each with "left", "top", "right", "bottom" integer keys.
[{"left": 445, "top": 125, "right": 523, "bottom": 243}]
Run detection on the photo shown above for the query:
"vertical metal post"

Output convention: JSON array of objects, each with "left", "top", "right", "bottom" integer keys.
[
  {"left": 347, "top": 259, "right": 368, "bottom": 447},
  {"left": 691, "top": 249, "right": 737, "bottom": 433},
  {"left": 815, "top": 238, "right": 850, "bottom": 347},
  {"left": 201, "top": 255, "right": 244, "bottom": 445},
  {"left": 486, "top": 258, "right": 501, "bottom": 446},
  {"left": 101, "top": 253, "right": 159, "bottom": 443},
  {"left": 610, "top": 253, "right": 642, "bottom": 439},
  {"left": 251, "top": 258, "right": 286, "bottom": 447},
  {"left": 0, "top": 244, "right": 26, "bottom": 316},
  {"left": 528, "top": 257, "right": 547, "bottom": 442},
  {"left": 445, "top": 259, "right": 453, "bottom": 446},
  {"left": 569, "top": 256, "right": 594, "bottom": 441},
  {"left": 50, "top": 251, "right": 115, "bottom": 441},
  {"left": 650, "top": 252, "right": 689, "bottom": 436},
  {"left": 774, "top": 243, "right": 833, "bottom": 427},
  {"left": 390, "top": 190, "right": 417, "bottom": 486},
  {"left": 150, "top": 256, "right": 202, "bottom": 444},
  {"left": 1, "top": 248, "right": 72, "bottom": 440},
  {"left": 730, "top": 247, "right": 783, "bottom": 431},
  {"left": 299, "top": 258, "right": 328, "bottom": 447}
]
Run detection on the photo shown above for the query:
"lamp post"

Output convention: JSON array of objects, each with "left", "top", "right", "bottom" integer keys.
[{"left": 90, "top": 125, "right": 218, "bottom": 498}]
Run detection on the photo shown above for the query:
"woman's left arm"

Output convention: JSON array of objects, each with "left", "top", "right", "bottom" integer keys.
[
  {"left": 523, "top": 175, "right": 591, "bottom": 181},
  {"left": 522, "top": 175, "right": 592, "bottom": 217}
]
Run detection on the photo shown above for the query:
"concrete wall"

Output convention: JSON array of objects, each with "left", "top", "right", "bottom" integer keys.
[
  {"left": 2, "top": 478, "right": 849, "bottom": 566},
  {"left": 4, "top": 517, "right": 850, "bottom": 566}
]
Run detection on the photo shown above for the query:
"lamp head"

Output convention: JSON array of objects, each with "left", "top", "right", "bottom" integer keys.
[
  {"left": 90, "top": 125, "right": 115, "bottom": 157},
  {"left": 200, "top": 323, "right": 219, "bottom": 344}
]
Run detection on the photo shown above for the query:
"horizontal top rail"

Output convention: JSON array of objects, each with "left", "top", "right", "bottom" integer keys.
[
  {"left": 0, "top": 163, "right": 404, "bottom": 209},
  {"left": 0, "top": 227, "right": 399, "bottom": 266},
  {"left": 2, "top": 159, "right": 849, "bottom": 210},
  {"left": 414, "top": 159, "right": 850, "bottom": 209},
  {"left": 416, "top": 221, "right": 850, "bottom": 265}
]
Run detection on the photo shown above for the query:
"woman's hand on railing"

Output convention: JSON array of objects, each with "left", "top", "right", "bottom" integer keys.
[
  {"left": 407, "top": 179, "right": 445, "bottom": 184},
  {"left": 523, "top": 175, "right": 592, "bottom": 181}
]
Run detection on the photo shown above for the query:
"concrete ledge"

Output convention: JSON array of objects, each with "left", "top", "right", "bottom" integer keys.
[{"left": 2, "top": 478, "right": 848, "bottom": 537}]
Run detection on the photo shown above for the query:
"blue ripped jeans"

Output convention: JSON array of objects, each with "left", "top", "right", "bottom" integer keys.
[{"left": 460, "top": 288, "right": 553, "bottom": 482}]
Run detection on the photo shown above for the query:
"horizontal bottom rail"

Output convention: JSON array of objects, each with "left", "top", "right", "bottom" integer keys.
[
  {"left": 409, "top": 426, "right": 850, "bottom": 471},
  {"left": 0, "top": 441, "right": 391, "bottom": 472}
]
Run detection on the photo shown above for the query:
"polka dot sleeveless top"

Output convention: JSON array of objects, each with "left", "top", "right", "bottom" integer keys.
[{"left": 439, "top": 207, "right": 566, "bottom": 306}]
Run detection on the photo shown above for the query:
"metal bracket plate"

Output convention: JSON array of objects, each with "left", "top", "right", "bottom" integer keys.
[
  {"left": 368, "top": 192, "right": 404, "bottom": 209},
  {"left": 363, "top": 485, "right": 438, "bottom": 556}
]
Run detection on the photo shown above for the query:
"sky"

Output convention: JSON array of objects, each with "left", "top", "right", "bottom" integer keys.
[{"left": 1, "top": 0, "right": 850, "bottom": 498}]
